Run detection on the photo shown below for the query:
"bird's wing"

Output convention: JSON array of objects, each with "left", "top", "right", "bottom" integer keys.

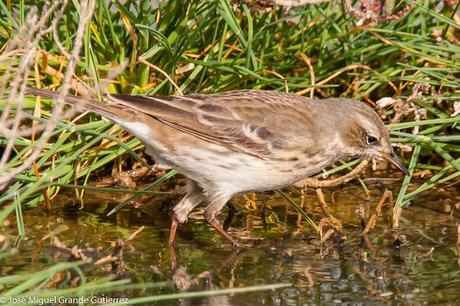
[{"left": 106, "top": 90, "right": 320, "bottom": 160}]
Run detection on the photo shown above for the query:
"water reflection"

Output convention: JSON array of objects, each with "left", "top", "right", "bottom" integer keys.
[{"left": 1, "top": 183, "right": 459, "bottom": 305}]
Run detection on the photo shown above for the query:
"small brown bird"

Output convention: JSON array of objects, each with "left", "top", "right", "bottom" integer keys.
[{"left": 26, "top": 88, "right": 408, "bottom": 247}]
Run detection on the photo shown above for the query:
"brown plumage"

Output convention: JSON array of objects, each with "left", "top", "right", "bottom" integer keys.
[{"left": 25, "top": 88, "right": 407, "bottom": 247}]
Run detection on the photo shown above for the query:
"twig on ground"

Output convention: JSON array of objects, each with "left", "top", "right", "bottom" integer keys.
[
  {"left": 126, "top": 226, "right": 145, "bottom": 242},
  {"left": 294, "top": 159, "right": 369, "bottom": 189}
]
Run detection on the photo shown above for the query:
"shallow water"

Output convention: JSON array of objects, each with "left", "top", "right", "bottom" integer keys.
[{"left": 1, "top": 178, "right": 460, "bottom": 305}]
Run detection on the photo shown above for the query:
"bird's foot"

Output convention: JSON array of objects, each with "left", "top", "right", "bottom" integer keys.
[{"left": 206, "top": 218, "right": 241, "bottom": 248}]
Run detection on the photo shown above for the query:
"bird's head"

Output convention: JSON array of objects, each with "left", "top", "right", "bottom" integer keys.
[{"left": 335, "top": 99, "right": 409, "bottom": 175}]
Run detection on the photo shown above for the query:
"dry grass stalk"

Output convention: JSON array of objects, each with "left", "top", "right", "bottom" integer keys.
[
  {"left": 294, "top": 159, "right": 369, "bottom": 189},
  {"left": 356, "top": 205, "right": 366, "bottom": 230},
  {"left": 362, "top": 189, "right": 392, "bottom": 235},
  {"left": 457, "top": 224, "right": 460, "bottom": 266},
  {"left": 393, "top": 206, "right": 403, "bottom": 230},
  {"left": 386, "top": 189, "right": 394, "bottom": 226},
  {"left": 316, "top": 188, "right": 332, "bottom": 218},
  {"left": 316, "top": 188, "right": 344, "bottom": 253},
  {"left": 138, "top": 57, "right": 184, "bottom": 96},
  {"left": 125, "top": 226, "right": 145, "bottom": 242},
  {"left": 0, "top": 0, "right": 96, "bottom": 192}
]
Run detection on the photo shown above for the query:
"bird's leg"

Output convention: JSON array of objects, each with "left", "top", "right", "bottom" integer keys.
[
  {"left": 169, "top": 180, "right": 206, "bottom": 245},
  {"left": 204, "top": 196, "right": 241, "bottom": 248},
  {"left": 207, "top": 219, "right": 241, "bottom": 248}
]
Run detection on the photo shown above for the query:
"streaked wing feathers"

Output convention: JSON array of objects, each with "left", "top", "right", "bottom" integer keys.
[{"left": 106, "top": 90, "right": 312, "bottom": 159}]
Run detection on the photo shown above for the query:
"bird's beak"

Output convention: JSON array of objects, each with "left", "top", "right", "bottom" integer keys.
[{"left": 380, "top": 150, "right": 409, "bottom": 175}]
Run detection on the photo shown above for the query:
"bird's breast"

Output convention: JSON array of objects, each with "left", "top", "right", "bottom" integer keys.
[{"left": 168, "top": 145, "right": 336, "bottom": 196}]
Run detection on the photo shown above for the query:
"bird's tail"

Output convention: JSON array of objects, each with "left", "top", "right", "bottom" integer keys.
[{"left": 25, "top": 87, "right": 118, "bottom": 120}]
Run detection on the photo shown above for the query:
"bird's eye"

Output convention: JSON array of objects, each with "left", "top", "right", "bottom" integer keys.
[{"left": 366, "top": 135, "right": 378, "bottom": 145}]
